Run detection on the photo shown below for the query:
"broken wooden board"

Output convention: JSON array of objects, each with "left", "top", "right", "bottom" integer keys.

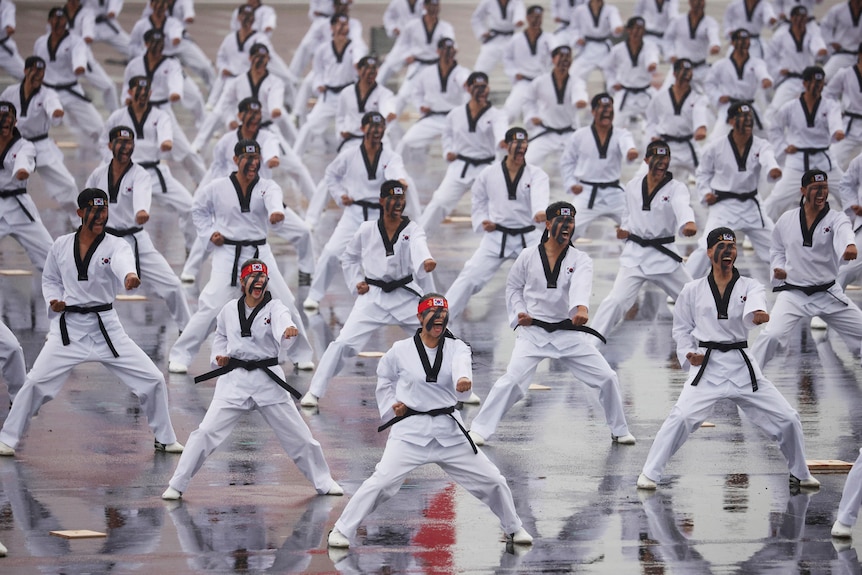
[
  {"left": 806, "top": 460, "right": 854, "bottom": 473},
  {"left": 50, "top": 530, "right": 106, "bottom": 539},
  {"left": 357, "top": 351, "right": 385, "bottom": 358},
  {"left": 116, "top": 294, "right": 148, "bottom": 301},
  {"left": 0, "top": 269, "right": 33, "bottom": 276},
  {"left": 700, "top": 422, "right": 716, "bottom": 428},
  {"left": 443, "top": 216, "right": 471, "bottom": 224},
  {"left": 528, "top": 383, "right": 551, "bottom": 391}
]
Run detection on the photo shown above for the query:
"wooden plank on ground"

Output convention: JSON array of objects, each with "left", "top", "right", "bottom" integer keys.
[
  {"left": 807, "top": 460, "right": 853, "bottom": 472},
  {"left": 50, "top": 530, "right": 106, "bottom": 539}
]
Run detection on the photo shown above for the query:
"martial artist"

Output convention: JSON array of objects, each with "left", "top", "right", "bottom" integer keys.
[
  {"left": 821, "top": 0, "right": 862, "bottom": 78},
  {"left": 466, "top": 201, "right": 636, "bottom": 446},
  {"left": 303, "top": 112, "right": 411, "bottom": 310},
  {"left": 335, "top": 55, "right": 396, "bottom": 153},
  {"left": 0, "top": 0, "right": 24, "bottom": 79},
  {"left": 662, "top": 0, "right": 721, "bottom": 90},
  {"left": 327, "top": 293, "right": 533, "bottom": 549},
  {"left": 501, "top": 5, "right": 552, "bottom": 124},
  {"left": 0, "top": 319, "right": 25, "bottom": 404},
  {"left": 417, "top": 72, "right": 507, "bottom": 236},
  {"left": 703, "top": 29, "right": 773, "bottom": 143},
  {"left": 210, "top": 4, "right": 273, "bottom": 109},
  {"left": 686, "top": 103, "right": 782, "bottom": 278},
  {"left": 290, "top": 0, "right": 364, "bottom": 85},
  {"left": 589, "top": 140, "right": 697, "bottom": 341},
  {"left": 470, "top": 0, "right": 525, "bottom": 74},
  {"left": 230, "top": 0, "right": 277, "bottom": 36},
  {"left": 33, "top": 7, "right": 105, "bottom": 143},
  {"left": 383, "top": 0, "right": 423, "bottom": 40},
  {"left": 752, "top": 170, "right": 862, "bottom": 367},
  {"left": 300, "top": 181, "right": 435, "bottom": 408},
  {"left": 0, "top": 188, "right": 184, "bottom": 457},
  {"left": 636, "top": 227, "right": 820, "bottom": 491},
  {"left": 0, "top": 56, "right": 78, "bottom": 214},
  {"left": 824, "top": 46, "right": 862, "bottom": 170},
  {"left": 645, "top": 58, "right": 709, "bottom": 183},
  {"left": 394, "top": 37, "right": 470, "bottom": 156},
  {"left": 103, "top": 76, "right": 196, "bottom": 251},
  {"left": 832, "top": 446, "right": 862, "bottom": 539},
  {"left": 721, "top": 0, "right": 777, "bottom": 59},
  {"left": 567, "top": 0, "right": 624, "bottom": 82},
  {"left": 763, "top": 66, "right": 844, "bottom": 221},
  {"left": 168, "top": 139, "right": 314, "bottom": 373},
  {"left": 602, "top": 16, "right": 659, "bottom": 131},
  {"left": 445, "top": 127, "right": 549, "bottom": 320},
  {"left": 63, "top": 0, "right": 120, "bottom": 111},
  {"left": 522, "top": 45, "right": 588, "bottom": 169},
  {"left": 632, "top": 0, "right": 679, "bottom": 55},
  {"left": 162, "top": 259, "right": 343, "bottom": 500},
  {"left": 86, "top": 0, "right": 133, "bottom": 59},
  {"left": 559, "top": 93, "right": 639, "bottom": 239},
  {"left": 84, "top": 126, "right": 192, "bottom": 332},
  {"left": 0, "top": 101, "right": 54, "bottom": 272},
  {"left": 836, "top": 154, "right": 862, "bottom": 288}
]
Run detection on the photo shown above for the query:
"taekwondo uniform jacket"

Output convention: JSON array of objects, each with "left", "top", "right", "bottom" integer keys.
[
  {"left": 216, "top": 72, "right": 285, "bottom": 125},
  {"left": 824, "top": 66, "right": 862, "bottom": 140},
  {"left": 560, "top": 125, "right": 635, "bottom": 193},
  {"left": 767, "top": 96, "right": 843, "bottom": 172},
  {"left": 33, "top": 32, "right": 89, "bottom": 95},
  {"left": 102, "top": 104, "right": 172, "bottom": 164},
  {"left": 602, "top": 41, "right": 659, "bottom": 112},
  {"left": 523, "top": 72, "right": 588, "bottom": 136},
  {"left": 633, "top": 0, "right": 679, "bottom": 39},
  {"left": 502, "top": 29, "right": 553, "bottom": 84},
  {"left": 336, "top": 83, "right": 396, "bottom": 139},
  {"left": 704, "top": 55, "right": 772, "bottom": 111},
  {"left": 129, "top": 16, "right": 184, "bottom": 57},
  {"left": 471, "top": 0, "right": 526, "bottom": 43},
  {"left": 215, "top": 30, "right": 272, "bottom": 77},
  {"left": 0, "top": 130, "right": 37, "bottom": 226},
  {"left": 124, "top": 55, "right": 184, "bottom": 105},
  {"left": 410, "top": 62, "right": 471, "bottom": 115},
  {"left": 383, "top": 0, "right": 422, "bottom": 37},
  {"left": 663, "top": 13, "right": 720, "bottom": 66},
  {"left": 0, "top": 83, "right": 63, "bottom": 151},
  {"left": 442, "top": 104, "right": 507, "bottom": 166}
]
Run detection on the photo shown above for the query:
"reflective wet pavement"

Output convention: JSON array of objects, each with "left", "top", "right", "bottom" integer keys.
[{"left": 1, "top": 1, "right": 861, "bottom": 573}]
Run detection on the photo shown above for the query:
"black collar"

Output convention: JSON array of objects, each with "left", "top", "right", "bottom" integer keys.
[
  {"left": 799, "top": 203, "right": 830, "bottom": 247},
  {"left": 538, "top": 239, "right": 570, "bottom": 288},
  {"left": 591, "top": 124, "right": 612, "bottom": 159},
  {"left": 501, "top": 157, "right": 525, "bottom": 200},
  {"left": 641, "top": 172, "right": 673, "bottom": 210},
  {"left": 332, "top": 39, "right": 351, "bottom": 63},
  {"left": 377, "top": 216, "right": 410, "bottom": 256},
  {"left": 552, "top": 72, "right": 569, "bottom": 106},
  {"left": 413, "top": 330, "right": 449, "bottom": 382},
  {"left": 669, "top": 86, "right": 690, "bottom": 115},
  {"left": 360, "top": 144, "right": 382, "bottom": 180},
  {"left": 466, "top": 103, "right": 491, "bottom": 132},
  {"left": 238, "top": 291, "right": 272, "bottom": 337},
  {"left": 355, "top": 82, "right": 376, "bottom": 113},
  {"left": 799, "top": 96, "right": 820, "bottom": 128},
  {"left": 47, "top": 31, "right": 70, "bottom": 62},
  {"left": 727, "top": 132, "right": 752, "bottom": 172},
  {"left": 707, "top": 267, "right": 741, "bottom": 319},
  {"left": 107, "top": 160, "right": 134, "bottom": 203},
  {"left": 230, "top": 172, "right": 260, "bottom": 212},
  {"left": 0, "top": 128, "right": 22, "bottom": 167},
  {"left": 128, "top": 104, "right": 153, "bottom": 140},
  {"left": 74, "top": 229, "right": 107, "bottom": 281}
]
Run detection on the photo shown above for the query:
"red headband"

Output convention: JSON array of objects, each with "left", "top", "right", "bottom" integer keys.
[
  {"left": 418, "top": 296, "right": 448, "bottom": 314},
  {"left": 240, "top": 262, "right": 268, "bottom": 281}
]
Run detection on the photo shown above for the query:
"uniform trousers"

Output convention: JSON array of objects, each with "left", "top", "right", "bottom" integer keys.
[
  {"left": 763, "top": 165, "right": 844, "bottom": 221},
  {"left": 825, "top": 53, "right": 857, "bottom": 80},
  {"left": 752, "top": 288, "right": 862, "bottom": 368},
  {"left": 392, "top": 64, "right": 434, "bottom": 115},
  {"left": 570, "top": 186, "right": 625, "bottom": 239},
  {"left": 836, "top": 447, "right": 862, "bottom": 528},
  {"left": 94, "top": 20, "right": 132, "bottom": 58},
  {"left": 473, "top": 35, "right": 509, "bottom": 74},
  {"left": 614, "top": 88, "right": 652, "bottom": 125},
  {"left": 82, "top": 52, "right": 119, "bottom": 111},
  {"left": 0, "top": 215, "right": 54, "bottom": 271},
  {"left": 838, "top": 228, "right": 862, "bottom": 288},
  {"left": 119, "top": 231, "right": 191, "bottom": 330},
  {"left": 571, "top": 41, "right": 611, "bottom": 80},
  {"left": 167, "top": 394, "right": 337, "bottom": 494},
  {"left": 765, "top": 78, "right": 804, "bottom": 126},
  {"left": 376, "top": 44, "right": 409, "bottom": 86},
  {"left": 158, "top": 104, "right": 207, "bottom": 182},
  {"left": 0, "top": 320, "right": 25, "bottom": 401},
  {"left": 170, "top": 243, "right": 313, "bottom": 366},
  {"left": 418, "top": 161, "right": 490, "bottom": 235},
  {"left": 445, "top": 231, "right": 540, "bottom": 320},
  {"left": 334, "top": 436, "right": 523, "bottom": 538},
  {"left": 289, "top": 18, "right": 330, "bottom": 78},
  {"left": 175, "top": 40, "right": 216, "bottom": 90},
  {"left": 591, "top": 264, "right": 692, "bottom": 338},
  {"left": 832, "top": 131, "right": 862, "bottom": 172},
  {"left": 524, "top": 131, "right": 568, "bottom": 171},
  {"left": 503, "top": 78, "right": 532, "bottom": 123},
  {"left": 686, "top": 211, "right": 773, "bottom": 278},
  {"left": 0, "top": 326, "right": 179, "bottom": 448},
  {"left": 306, "top": 209, "right": 373, "bottom": 303},
  {"left": 307, "top": 294, "right": 420, "bottom": 398},
  {"left": 53, "top": 86, "right": 105, "bottom": 142},
  {"left": 293, "top": 95, "right": 338, "bottom": 154},
  {"left": 395, "top": 115, "right": 447, "bottom": 155},
  {"left": 32, "top": 139, "right": 79, "bottom": 212},
  {"left": 469, "top": 332, "right": 631, "bottom": 440},
  {"left": 641, "top": 369, "right": 813, "bottom": 482},
  {"left": 143, "top": 162, "right": 196, "bottom": 249},
  {"left": 0, "top": 38, "right": 24, "bottom": 79}
]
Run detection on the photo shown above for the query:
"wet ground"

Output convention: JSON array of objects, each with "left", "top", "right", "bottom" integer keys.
[{"left": 0, "top": 1, "right": 861, "bottom": 573}]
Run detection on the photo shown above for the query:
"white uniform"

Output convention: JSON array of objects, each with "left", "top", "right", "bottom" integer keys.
[
  {"left": 84, "top": 160, "right": 191, "bottom": 331},
  {"left": 65, "top": 2, "right": 120, "bottom": 111},
  {"left": 764, "top": 25, "right": 827, "bottom": 121},
  {"left": 230, "top": 3, "right": 277, "bottom": 35},
  {"left": 602, "top": 40, "right": 659, "bottom": 124},
  {"left": 0, "top": 231, "right": 179, "bottom": 450},
  {"left": 590, "top": 173, "right": 695, "bottom": 339},
  {"left": 751, "top": 205, "right": 862, "bottom": 366},
  {"left": 211, "top": 29, "right": 272, "bottom": 107},
  {"left": 103, "top": 104, "right": 196, "bottom": 248},
  {"left": 0, "top": 1, "right": 23, "bottom": 79},
  {"left": 824, "top": 65, "right": 862, "bottom": 170},
  {"left": 568, "top": 2, "right": 623, "bottom": 80},
  {"left": 633, "top": 0, "right": 679, "bottom": 52},
  {"left": 663, "top": 13, "right": 721, "bottom": 89},
  {"left": 333, "top": 332, "right": 524, "bottom": 539},
  {"left": 306, "top": 144, "right": 410, "bottom": 303},
  {"left": 468, "top": 239, "right": 632, "bottom": 441},
  {"left": 335, "top": 82, "right": 396, "bottom": 151},
  {"left": 722, "top": 0, "right": 777, "bottom": 59},
  {"left": 307, "top": 217, "right": 432, "bottom": 399},
  {"left": 0, "top": 319, "right": 25, "bottom": 401},
  {"left": 836, "top": 447, "right": 862, "bottom": 530},
  {"left": 0, "top": 82, "right": 77, "bottom": 212},
  {"left": 383, "top": 0, "right": 422, "bottom": 38},
  {"left": 764, "top": 96, "right": 844, "bottom": 220},
  {"left": 130, "top": 13, "right": 215, "bottom": 90},
  {"left": 291, "top": 15, "right": 365, "bottom": 96},
  {"left": 395, "top": 61, "right": 471, "bottom": 155},
  {"left": 166, "top": 295, "right": 338, "bottom": 495},
  {"left": 640, "top": 271, "right": 815, "bottom": 483},
  {"left": 0, "top": 130, "right": 53, "bottom": 271},
  {"left": 645, "top": 87, "right": 709, "bottom": 179},
  {"left": 501, "top": 29, "right": 553, "bottom": 123},
  {"left": 837, "top": 154, "right": 862, "bottom": 287},
  {"left": 418, "top": 103, "right": 507, "bottom": 233},
  {"left": 559, "top": 124, "right": 636, "bottom": 236},
  {"left": 84, "top": 0, "right": 132, "bottom": 58},
  {"left": 170, "top": 174, "right": 313, "bottom": 367},
  {"left": 471, "top": 0, "right": 526, "bottom": 74},
  {"left": 821, "top": 2, "right": 862, "bottom": 78},
  {"left": 686, "top": 133, "right": 780, "bottom": 277},
  {"left": 704, "top": 54, "right": 772, "bottom": 143},
  {"left": 445, "top": 158, "right": 549, "bottom": 319},
  {"left": 522, "top": 71, "right": 588, "bottom": 167},
  {"left": 33, "top": 31, "right": 105, "bottom": 142}
]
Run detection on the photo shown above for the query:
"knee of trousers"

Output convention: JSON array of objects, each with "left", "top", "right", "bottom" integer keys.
[{"left": 665, "top": 403, "right": 703, "bottom": 433}]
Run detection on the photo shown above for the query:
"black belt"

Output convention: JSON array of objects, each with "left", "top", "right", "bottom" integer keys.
[
  {"left": 139, "top": 160, "right": 167, "bottom": 194},
  {"left": 420, "top": 110, "right": 449, "bottom": 122},
  {"left": 414, "top": 57, "right": 439, "bottom": 65},
  {"left": 353, "top": 199, "right": 382, "bottom": 221},
  {"left": 61, "top": 303, "right": 118, "bottom": 357},
  {"left": 690, "top": 340, "right": 757, "bottom": 391},
  {"left": 727, "top": 98, "right": 762, "bottom": 130},
  {"left": 845, "top": 111, "right": 862, "bottom": 136},
  {"left": 194, "top": 356, "right": 301, "bottom": 400},
  {"left": 796, "top": 147, "right": 831, "bottom": 172},
  {"left": 836, "top": 48, "right": 859, "bottom": 55},
  {"left": 0, "top": 36, "right": 12, "bottom": 56},
  {"left": 690, "top": 59, "right": 707, "bottom": 68},
  {"left": 222, "top": 238, "right": 266, "bottom": 286},
  {"left": 531, "top": 123, "right": 574, "bottom": 141},
  {"left": 584, "top": 35, "right": 610, "bottom": 49},
  {"left": 336, "top": 133, "right": 362, "bottom": 153},
  {"left": 364, "top": 274, "right": 421, "bottom": 297},
  {"left": 106, "top": 226, "right": 143, "bottom": 277},
  {"left": 26, "top": 133, "right": 49, "bottom": 143},
  {"left": 483, "top": 29, "right": 514, "bottom": 43},
  {"left": 455, "top": 154, "right": 494, "bottom": 178},
  {"left": 619, "top": 85, "right": 650, "bottom": 112},
  {"left": 0, "top": 188, "right": 34, "bottom": 222},
  {"left": 495, "top": 224, "right": 535, "bottom": 258},
  {"left": 773, "top": 280, "right": 835, "bottom": 296},
  {"left": 529, "top": 318, "right": 607, "bottom": 343},
  {"left": 645, "top": 29, "right": 664, "bottom": 38},
  {"left": 660, "top": 133, "right": 699, "bottom": 167},
  {"left": 580, "top": 179, "right": 622, "bottom": 209},
  {"left": 626, "top": 233, "right": 682, "bottom": 262},
  {"left": 95, "top": 14, "right": 120, "bottom": 34},
  {"left": 150, "top": 98, "right": 168, "bottom": 106},
  {"left": 777, "top": 71, "right": 803, "bottom": 89},
  {"left": 713, "top": 189, "right": 764, "bottom": 227},
  {"left": 378, "top": 405, "right": 477, "bottom": 454},
  {"left": 44, "top": 81, "right": 92, "bottom": 103}
]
